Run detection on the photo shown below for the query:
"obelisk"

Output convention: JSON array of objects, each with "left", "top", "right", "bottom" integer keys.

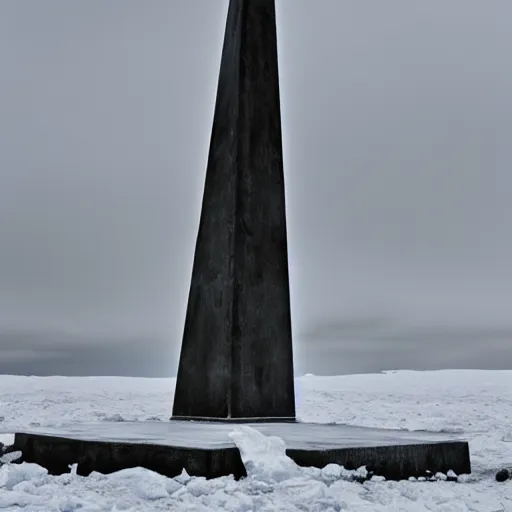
[{"left": 172, "top": 0, "right": 295, "bottom": 421}]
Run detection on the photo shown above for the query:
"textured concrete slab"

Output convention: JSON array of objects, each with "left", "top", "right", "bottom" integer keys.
[{"left": 13, "top": 421, "right": 471, "bottom": 480}]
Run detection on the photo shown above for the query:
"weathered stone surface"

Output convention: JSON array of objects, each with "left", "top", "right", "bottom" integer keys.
[
  {"left": 12, "top": 422, "right": 471, "bottom": 480},
  {"left": 173, "top": 0, "right": 295, "bottom": 420}
]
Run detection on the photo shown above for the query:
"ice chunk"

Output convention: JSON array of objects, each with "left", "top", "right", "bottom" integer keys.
[
  {"left": 0, "top": 451, "right": 22, "bottom": 464},
  {"left": 107, "top": 467, "right": 170, "bottom": 500},
  {"left": 0, "top": 463, "right": 48, "bottom": 490},
  {"left": 229, "top": 426, "right": 301, "bottom": 483}
]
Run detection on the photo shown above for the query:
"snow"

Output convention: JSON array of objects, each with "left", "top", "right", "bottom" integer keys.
[
  {"left": 229, "top": 426, "right": 302, "bottom": 482},
  {"left": 0, "top": 434, "right": 14, "bottom": 447},
  {"left": 0, "top": 370, "right": 511, "bottom": 511}
]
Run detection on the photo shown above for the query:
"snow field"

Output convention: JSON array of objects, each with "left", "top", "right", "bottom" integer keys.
[{"left": 0, "top": 370, "right": 511, "bottom": 511}]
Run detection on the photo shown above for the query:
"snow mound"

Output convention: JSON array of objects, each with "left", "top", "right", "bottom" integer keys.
[
  {"left": 107, "top": 467, "right": 180, "bottom": 500},
  {"left": 0, "top": 463, "right": 47, "bottom": 490},
  {"left": 229, "top": 426, "right": 301, "bottom": 482}
]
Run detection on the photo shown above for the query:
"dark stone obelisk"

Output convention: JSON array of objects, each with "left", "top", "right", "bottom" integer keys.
[{"left": 172, "top": 0, "right": 295, "bottom": 421}]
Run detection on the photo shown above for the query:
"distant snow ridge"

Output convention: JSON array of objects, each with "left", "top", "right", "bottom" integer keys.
[{"left": 102, "top": 414, "right": 125, "bottom": 422}]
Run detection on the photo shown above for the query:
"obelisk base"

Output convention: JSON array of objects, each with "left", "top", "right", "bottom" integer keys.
[{"left": 11, "top": 421, "right": 471, "bottom": 481}]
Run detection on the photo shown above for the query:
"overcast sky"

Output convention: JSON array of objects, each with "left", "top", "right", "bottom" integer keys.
[{"left": 1, "top": 0, "right": 511, "bottom": 376}]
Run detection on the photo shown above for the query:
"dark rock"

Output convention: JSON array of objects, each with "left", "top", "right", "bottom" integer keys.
[{"left": 496, "top": 468, "right": 511, "bottom": 482}]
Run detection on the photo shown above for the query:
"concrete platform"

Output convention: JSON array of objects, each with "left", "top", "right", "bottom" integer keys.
[{"left": 12, "top": 421, "right": 471, "bottom": 480}]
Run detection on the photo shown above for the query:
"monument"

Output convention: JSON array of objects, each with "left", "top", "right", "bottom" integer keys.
[
  {"left": 172, "top": 0, "right": 295, "bottom": 422},
  {"left": 9, "top": 0, "right": 471, "bottom": 481}
]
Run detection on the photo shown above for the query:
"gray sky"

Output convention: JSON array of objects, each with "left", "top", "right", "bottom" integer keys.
[{"left": 1, "top": 0, "right": 511, "bottom": 376}]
